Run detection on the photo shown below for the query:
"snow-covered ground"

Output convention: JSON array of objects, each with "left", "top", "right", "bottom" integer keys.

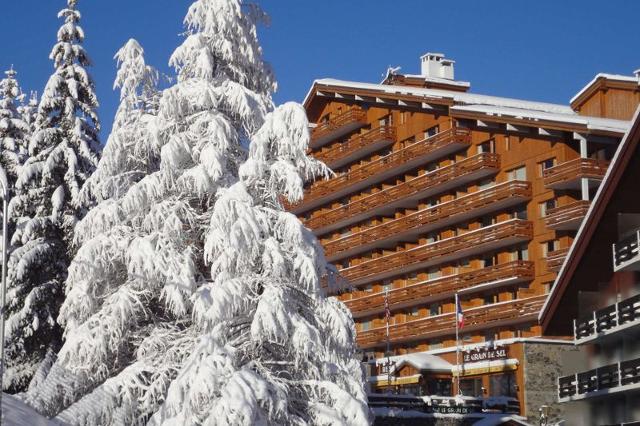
[{"left": 2, "top": 393, "right": 55, "bottom": 425}]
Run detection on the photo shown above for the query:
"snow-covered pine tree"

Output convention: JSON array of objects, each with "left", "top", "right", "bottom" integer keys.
[
  {"left": 0, "top": 67, "right": 29, "bottom": 190},
  {"left": 18, "top": 91, "right": 39, "bottom": 144},
  {"left": 150, "top": 103, "right": 369, "bottom": 426},
  {"left": 3, "top": 0, "right": 101, "bottom": 392},
  {"left": 25, "top": 0, "right": 276, "bottom": 422},
  {"left": 78, "top": 38, "right": 159, "bottom": 207}
]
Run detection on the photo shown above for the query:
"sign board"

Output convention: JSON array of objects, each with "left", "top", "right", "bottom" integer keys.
[{"left": 463, "top": 347, "right": 508, "bottom": 363}]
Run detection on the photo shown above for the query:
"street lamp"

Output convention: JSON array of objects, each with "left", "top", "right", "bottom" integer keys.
[{"left": 0, "top": 165, "right": 9, "bottom": 416}]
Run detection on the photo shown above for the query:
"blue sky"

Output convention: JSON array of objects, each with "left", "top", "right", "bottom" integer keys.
[{"left": 1, "top": 1, "right": 638, "bottom": 139}]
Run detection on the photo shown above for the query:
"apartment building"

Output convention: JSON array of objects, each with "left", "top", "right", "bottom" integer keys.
[
  {"left": 289, "top": 53, "right": 638, "bottom": 417},
  {"left": 540, "top": 108, "right": 640, "bottom": 425}
]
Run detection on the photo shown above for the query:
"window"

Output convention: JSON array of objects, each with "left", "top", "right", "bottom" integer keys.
[
  {"left": 427, "top": 378, "right": 452, "bottom": 397},
  {"left": 362, "top": 284, "right": 373, "bottom": 293},
  {"left": 407, "top": 307, "right": 420, "bottom": 318},
  {"left": 542, "top": 240, "right": 560, "bottom": 257},
  {"left": 539, "top": 199, "right": 557, "bottom": 217},
  {"left": 539, "top": 158, "right": 556, "bottom": 176},
  {"left": 477, "top": 139, "right": 495, "bottom": 154},
  {"left": 506, "top": 165, "right": 527, "bottom": 181},
  {"left": 379, "top": 115, "right": 392, "bottom": 127},
  {"left": 481, "top": 254, "right": 496, "bottom": 267},
  {"left": 511, "top": 206, "right": 528, "bottom": 220},
  {"left": 429, "top": 339, "right": 443, "bottom": 350},
  {"left": 427, "top": 268, "right": 441, "bottom": 280},
  {"left": 426, "top": 232, "right": 439, "bottom": 244},
  {"left": 360, "top": 320, "right": 372, "bottom": 331},
  {"left": 485, "top": 329, "right": 497, "bottom": 342},
  {"left": 429, "top": 304, "right": 440, "bottom": 317},
  {"left": 513, "top": 244, "right": 529, "bottom": 261},
  {"left": 478, "top": 178, "right": 494, "bottom": 190},
  {"left": 460, "top": 378, "right": 484, "bottom": 397},
  {"left": 424, "top": 125, "right": 440, "bottom": 139},
  {"left": 484, "top": 293, "right": 498, "bottom": 305},
  {"left": 490, "top": 373, "right": 517, "bottom": 397},
  {"left": 481, "top": 215, "right": 496, "bottom": 228},
  {"left": 382, "top": 280, "right": 393, "bottom": 292}
]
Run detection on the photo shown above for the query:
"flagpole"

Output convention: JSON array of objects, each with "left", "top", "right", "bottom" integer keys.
[
  {"left": 385, "top": 288, "right": 391, "bottom": 394},
  {"left": 455, "top": 292, "right": 461, "bottom": 395}
]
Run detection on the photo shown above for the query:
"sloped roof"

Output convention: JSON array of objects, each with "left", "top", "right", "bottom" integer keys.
[{"left": 539, "top": 106, "right": 640, "bottom": 330}]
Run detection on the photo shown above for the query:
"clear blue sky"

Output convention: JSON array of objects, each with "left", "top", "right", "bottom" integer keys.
[{"left": 1, "top": 1, "right": 639, "bottom": 139}]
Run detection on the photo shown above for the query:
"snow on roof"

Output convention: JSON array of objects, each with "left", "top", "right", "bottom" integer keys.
[
  {"left": 307, "top": 78, "right": 575, "bottom": 115},
  {"left": 375, "top": 352, "right": 453, "bottom": 373},
  {"left": 2, "top": 394, "right": 54, "bottom": 426},
  {"left": 570, "top": 73, "right": 639, "bottom": 105},
  {"left": 395, "top": 74, "right": 471, "bottom": 88},
  {"left": 451, "top": 104, "right": 630, "bottom": 134}
]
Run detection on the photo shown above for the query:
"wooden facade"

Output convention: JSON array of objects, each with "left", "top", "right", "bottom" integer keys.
[{"left": 291, "top": 69, "right": 638, "bottom": 416}]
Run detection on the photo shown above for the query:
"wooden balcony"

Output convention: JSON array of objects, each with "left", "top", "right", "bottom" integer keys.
[
  {"left": 558, "top": 356, "right": 640, "bottom": 402},
  {"left": 324, "top": 181, "right": 531, "bottom": 261},
  {"left": 340, "top": 219, "right": 533, "bottom": 286},
  {"left": 291, "top": 128, "right": 471, "bottom": 214},
  {"left": 305, "top": 153, "right": 501, "bottom": 235},
  {"left": 544, "top": 200, "right": 591, "bottom": 231},
  {"left": 613, "top": 228, "right": 640, "bottom": 272},
  {"left": 310, "top": 106, "right": 367, "bottom": 149},
  {"left": 345, "top": 261, "right": 535, "bottom": 319},
  {"left": 543, "top": 158, "right": 609, "bottom": 190},
  {"left": 546, "top": 247, "right": 570, "bottom": 272},
  {"left": 574, "top": 293, "right": 640, "bottom": 344},
  {"left": 356, "top": 294, "right": 546, "bottom": 349},
  {"left": 314, "top": 125, "right": 396, "bottom": 169}
]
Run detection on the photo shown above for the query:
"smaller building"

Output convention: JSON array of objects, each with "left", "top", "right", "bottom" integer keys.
[{"left": 540, "top": 107, "right": 640, "bottom": 425}]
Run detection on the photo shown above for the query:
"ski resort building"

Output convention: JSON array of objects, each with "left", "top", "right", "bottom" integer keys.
[
  {"left": 540, "top": 108, "right": 640, "bottom": 425},
  {"left": 288, "top": 53, "right": 639, "bottom": 418}
]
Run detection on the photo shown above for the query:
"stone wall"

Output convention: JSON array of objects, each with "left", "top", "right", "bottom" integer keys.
[{"left": 522, "top": 341, "right": 583, "bottom": 424}]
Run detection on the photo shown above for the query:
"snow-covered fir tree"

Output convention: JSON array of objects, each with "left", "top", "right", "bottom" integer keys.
[
  {"left": 0, "top": 67, "right": 29, "bottom": 190},
  {"left": 151, "top": 103, "right": 369, "bottom": 426},
  {"left": 25, "top": 0, "right": 275, "bottom": 422},
  {"left": 3, "top": 0, "right": 101, "bottom": 392},
  {"left": 78, "top": 38, "right": 159, "bottom": 207}
]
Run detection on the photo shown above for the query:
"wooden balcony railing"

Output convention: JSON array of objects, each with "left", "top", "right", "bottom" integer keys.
[
  {"left": 558, "top": 356, "right": 640, "bottom": 402},
  {"left": 314, "top": 125, "right": 396, "bottom": 168},
  {"left": 339, "top": 219, "right": 533, "bottom": 286},
  {"left": 356, "top": 295, "right": 546, "bottom": 349},
  {"left": 324, "top": 181, "right": 531, "bottom": 259},
  {"left": 311, "top": 106, "right": 367, "bottom": 148},
  {"left": 544, "top": 200, "right": 591, "bottom": 230},
  {"left": 546, "top": 247, "right": 570, "bottom": 272},
  {"left": 613, "top": 228, "right": 640, "bottom": 272},
  {"left": 295, "top": 128, "right": 471, "bottom": 211},
  {"left": 574, "top": 293, "right": 640, "bottom": 343},
  {"left": 543, "top": 158, "right": 609, "bottom": 189},
  {"left": 345, "top": 261, "right": 534, "bottom": 318},
  {"left": 305, "top": 153, "right": 501, "bottom": 232}
]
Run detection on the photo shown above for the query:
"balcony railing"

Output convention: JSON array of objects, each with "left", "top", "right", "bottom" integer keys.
[
  {"left": 357, "top": 295, "right": 546, "bottom": 349},
  {"left": 324, "top": 181, "right": 531, "bottom": 260},
  {"left": 574, "top": 293, "right": 640, "bottom": 343},
  {"left": 314, "top": 125, "right": 396, "bottom": 169},
  {"left": 293, "top": 128, "right": 471, "bottom": 213},
  {"left": 305, "top": 153, "right": 501, "bottom": 234},
  {"left": 546, "top": 247, "right": 570, "bottom": 272},
  {"left": 340, "top": 219, "right": 533, "bottom": 286},
  {"left": 558, "top": 356, "right": 640, "bottom": 402},
  {"left": 345, "top": 261, "right": 534, "bottom": 318},
  {"left": 613, "top": 229, "right": 640, "bottom": 272},
  {"left": 543, "top": 158, "right": 609, "bottom": 190},
  {"left": 310, "top": 106, "right": 367, "bottom": 148},
  {"left": 544, "top": 200, "right": 591, "bottom": 231}
]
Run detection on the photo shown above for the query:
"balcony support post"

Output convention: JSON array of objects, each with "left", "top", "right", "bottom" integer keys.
[
  {"left": 581, "top": 178, "right": 590, "bottom": 201},
  {"left": 612, "top": 242, "right": 618, "bottom": 270},
  {"left": 573, "top": 318, "right": 577, "bottom": 341},
  {"left": 593, "top": 310, "right": 597, "bottom": 333}
]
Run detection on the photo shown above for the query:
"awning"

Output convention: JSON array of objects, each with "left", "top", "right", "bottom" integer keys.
[
  {"left": 372, "top": 374, "right": 422, "bottom": 387},
  {"left": 451, "top": 358, "right": 519, "bottom": 377}
]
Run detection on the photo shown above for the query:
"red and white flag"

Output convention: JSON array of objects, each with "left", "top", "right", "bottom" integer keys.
[{"left": 456, "top": 296, "right": 464, "bottom": 329}]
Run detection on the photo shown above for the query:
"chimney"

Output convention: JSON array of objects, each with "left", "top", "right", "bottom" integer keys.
[{"left": 420, "top": 53, "right": 455, "bottom": 80}]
